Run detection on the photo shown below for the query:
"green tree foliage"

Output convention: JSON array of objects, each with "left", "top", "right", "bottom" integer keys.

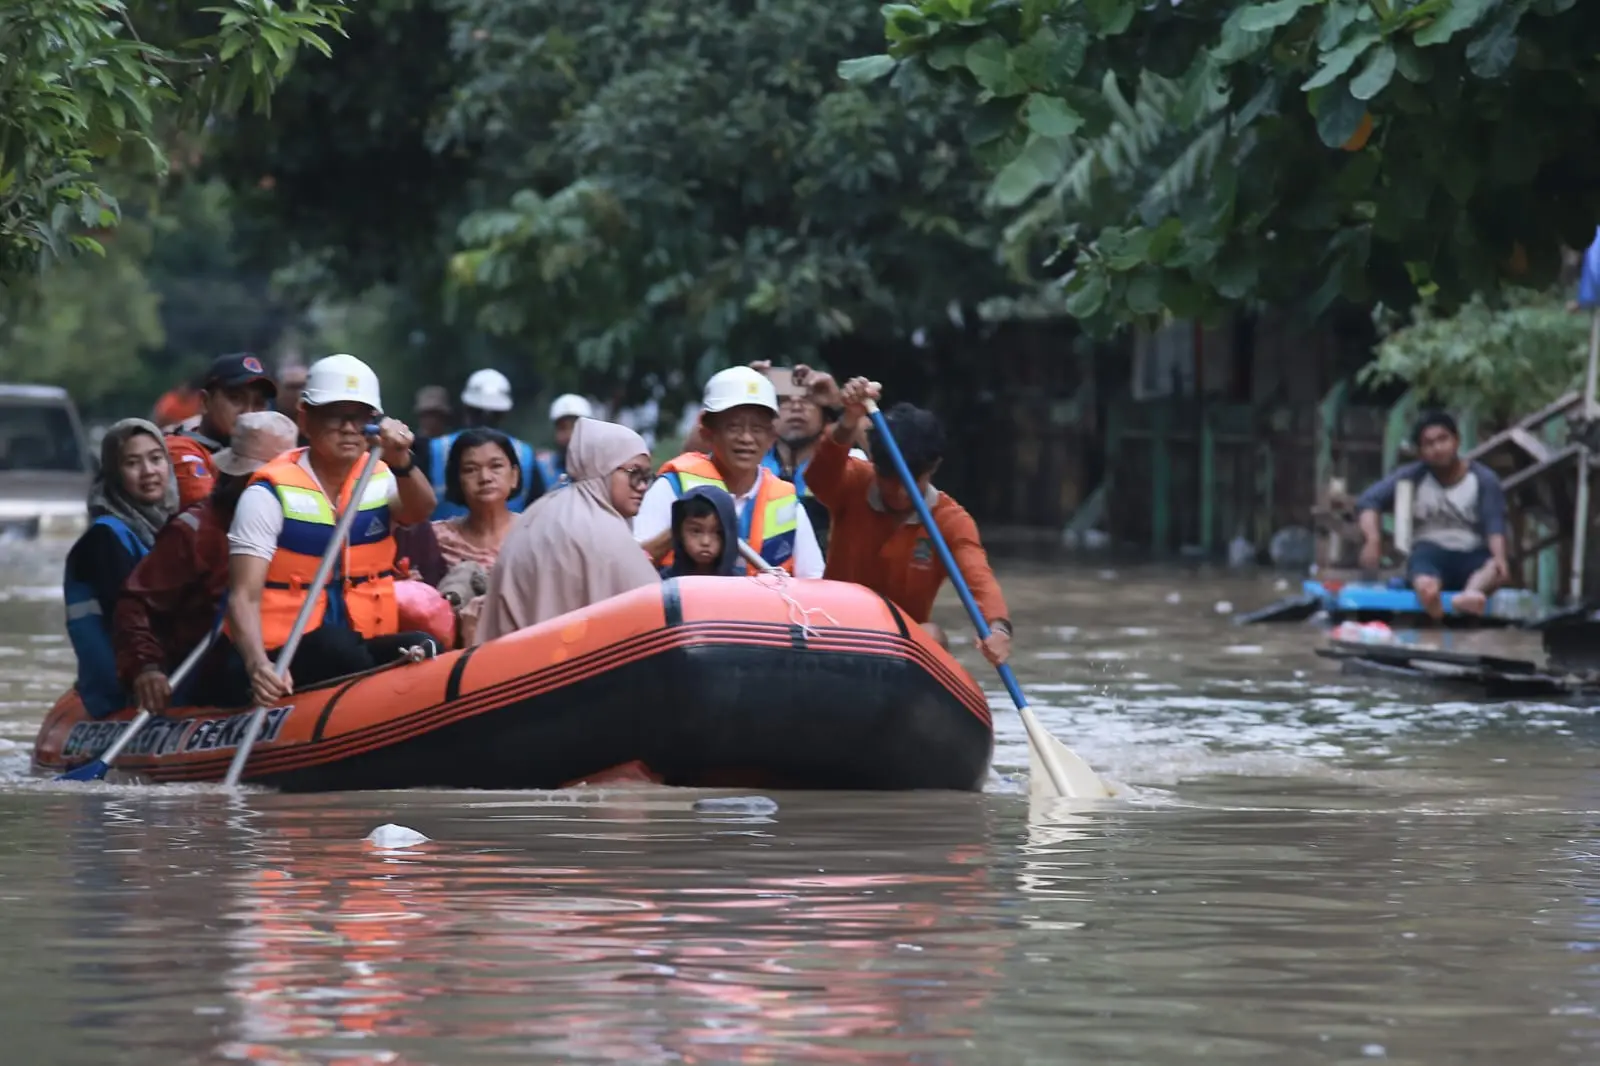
[
  {"left": 0, "top": 0, "right": 347, "bottom": 284},
  {"left": 199, "top": 0, "right": 510, "bottom": 407},
  {"left": 0, "top": 172, "right": 300, "bottom": 418},
  {"left": 0, "top": 216, "right": 164, "bottom": 408},
  {"left": 848, "top": 0, "right": 1600, "bottom": 331},
  {"left": 1362, "top": 286, "right": 1589, "bottom": 423},
  {"left": 203, "top": 0, "right": 470, "bottom": 297},
  {"left": 214, "top": 0, "right": 1013, "bottom": 395}
]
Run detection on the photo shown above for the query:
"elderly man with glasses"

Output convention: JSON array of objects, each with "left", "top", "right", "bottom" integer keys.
[{"left": 633, "top": 367, "right": 824, "bottom": 578}]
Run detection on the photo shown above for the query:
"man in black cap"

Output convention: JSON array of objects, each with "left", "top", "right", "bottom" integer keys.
[{"left": 167, "top": 353, "right": 277, "bottom": 509}]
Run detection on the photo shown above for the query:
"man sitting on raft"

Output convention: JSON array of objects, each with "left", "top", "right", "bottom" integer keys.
[
  {"left": 1357, "top": 410, "right": 1510, "bottom": 619},
  {"left": 791, "top": 369, "right": 1013, "bottom": 667},
  {"left": 636, "top": 366, "right": 824, "bottom": 578},
  {"left": 223, "top": 354, "right": 441, "bottom": 707}
]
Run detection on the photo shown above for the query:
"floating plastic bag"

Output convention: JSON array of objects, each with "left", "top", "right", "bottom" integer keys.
[{"left": 364, "top": 824, "right": 429, "bottom": 849}]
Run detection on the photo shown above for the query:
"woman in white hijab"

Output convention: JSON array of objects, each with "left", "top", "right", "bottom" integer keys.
[{"left": 476, "top": 418, "right": 658, "bottom": 640}]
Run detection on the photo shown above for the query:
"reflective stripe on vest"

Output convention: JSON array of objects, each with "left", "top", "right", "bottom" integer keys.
[
  {"left": 429, "top": 431, "right": 539, "bottom": 520},
  {"left": 655, "top": 455, "right": 798, "bottom": 573},
  {"left": 250, "top": 449, "right": 399, "bottom": 645}
]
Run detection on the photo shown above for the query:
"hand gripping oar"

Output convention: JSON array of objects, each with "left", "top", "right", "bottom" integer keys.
[
  {"left": 223, "top": 436, "right": 384, "bottom": 788},
  {"left": 863, "top": 397, "right": 1109, "bottom": 800},
  {"left": 56, "top": 627, "right": 221, "bottom": 782}
]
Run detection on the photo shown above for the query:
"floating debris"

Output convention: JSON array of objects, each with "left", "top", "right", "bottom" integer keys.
[
  {"left": 693, "top": 796, "right": 778, "bottom": 815},
  {"left": 364, "top": 824, "right": 429, "bottom": 849}
]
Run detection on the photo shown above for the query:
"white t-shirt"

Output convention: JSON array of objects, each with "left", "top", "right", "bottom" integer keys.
[
  {"left": 229, "top": 452, "right": 401, "bottom": 561},
  {"left": 634, "top": 474, "right": 824, "bottom": 579},
  {"left": 1413, "top": 470, "right": 1483, "bottom": 553}
]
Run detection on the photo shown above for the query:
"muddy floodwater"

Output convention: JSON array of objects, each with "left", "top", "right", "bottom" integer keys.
[{"left": 0, "top": 539, "right": 1596, "bottom": 1065}]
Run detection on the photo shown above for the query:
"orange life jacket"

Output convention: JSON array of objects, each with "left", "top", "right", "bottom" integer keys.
[
  {"left": 654, "top": 453, "right": 799, "bottom": 574},
  {"left": 250, "top": 449, "right": 399, "bottom": 647}
]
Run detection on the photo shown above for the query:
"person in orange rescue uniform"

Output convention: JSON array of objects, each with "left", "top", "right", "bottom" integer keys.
[
  {"left": 794, "top": 367, "right": 1012, "bottom": 667},
  {"left": 167, "top": 353, "right": 277, "bottom": 508}
]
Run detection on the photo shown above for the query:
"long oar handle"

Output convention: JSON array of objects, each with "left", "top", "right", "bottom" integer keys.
[
  {"left": 737, "top": 539, "right": 780, "bottom": 574},
  {"left": 224, "top": 438, "right": 384, "bottom": 788},
  {"left": 861, "top": 397, "right": 1076, "bottom": 796},
  {"left": 94, "top": 630, "right": 218, "bottom": 766}
]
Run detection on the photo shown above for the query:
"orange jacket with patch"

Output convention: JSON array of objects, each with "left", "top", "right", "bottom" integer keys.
[
  {"left": 803, "top": 432, "right": 1008, "bottom": 626},
  {"left": 165, "top": 430, "right": 219, "bottom": 510}
]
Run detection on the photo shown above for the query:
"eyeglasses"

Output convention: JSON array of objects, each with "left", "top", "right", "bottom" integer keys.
[
  {"left": 309, "top": 406, "right": 373, "bottom": 429},
  {"left": 716, "top": 419, "right": 775, "bottom": 440},
  {"left": 618, "top": 465, "right": 653, "bottom": 490}
]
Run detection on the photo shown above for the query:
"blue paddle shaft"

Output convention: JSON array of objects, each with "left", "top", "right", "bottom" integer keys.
[{"left": 864, "top": 404, "right": 1028, "bottom": 711}]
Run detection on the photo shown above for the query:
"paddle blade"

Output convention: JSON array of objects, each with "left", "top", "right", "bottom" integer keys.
[
  {"left": 55, "top": 759, "right": 109, "bottom": 783},
  {"left": 1023, "top": 708, "right": 1111, "bottom": 801}
]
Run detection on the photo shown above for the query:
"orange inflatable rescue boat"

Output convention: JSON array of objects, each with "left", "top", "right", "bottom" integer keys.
[{"left": 33, "top": 578, "right": 994, "bottom": 791}]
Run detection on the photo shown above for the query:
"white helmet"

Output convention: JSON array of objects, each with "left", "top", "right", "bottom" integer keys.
[
  {"left": 301, "top": 354, "right": 383, "bottom": 413},
  {"left": 702, "top": 366, "right": 777, "bottom": 414},
  {"left": 461, "top": 368, "right": 513, "bottom": 412},
  {"left": 549, "top": 393, "right": 593, "bottom": 422}
]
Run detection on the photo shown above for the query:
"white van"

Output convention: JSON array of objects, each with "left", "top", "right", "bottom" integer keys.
[{"left": 0, "top": 384, "right": 93, "bottom": 538}]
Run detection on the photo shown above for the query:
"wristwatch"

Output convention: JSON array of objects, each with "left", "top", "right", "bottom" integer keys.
[
  {"left": 389, "top": 451, "right": 416, "bottom": 477},
  {"left": 990, "top": 619, "right": 1013, "bottom": 637}
]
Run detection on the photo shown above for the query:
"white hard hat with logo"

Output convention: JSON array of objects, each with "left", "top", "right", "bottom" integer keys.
[
  {"left": 301, "top": 354, "right": 383, "bottom": 413},
  {"left": 461, "top": 368, "right": 513, "bottom": 413},
  {"left": 701, "top": 366, "right": 777, "bottom": 414},
  {"left": 549, "top": 393, "right": 593, "bottom": 422}
]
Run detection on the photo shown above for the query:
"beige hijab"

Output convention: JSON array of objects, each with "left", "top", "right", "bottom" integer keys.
[{"left": 475, "top": 418, "right": 658, "bottom": 641}]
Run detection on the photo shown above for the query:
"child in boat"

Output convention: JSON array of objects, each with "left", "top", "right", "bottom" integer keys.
[{"left": 660, "top": 485, "right": 741, "bottom": 577}]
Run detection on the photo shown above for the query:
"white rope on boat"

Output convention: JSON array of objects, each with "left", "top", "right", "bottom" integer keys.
[{"left": 737, "top": 543, "right": 839, "bottom": 639}]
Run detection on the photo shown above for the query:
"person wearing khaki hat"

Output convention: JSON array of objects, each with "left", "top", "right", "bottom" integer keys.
[{"left": 114, "top": 411, "right": 302, "bottom": 713}]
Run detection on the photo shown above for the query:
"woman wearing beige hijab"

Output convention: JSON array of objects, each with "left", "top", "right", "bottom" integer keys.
[{"left": 475, "top": 418, "right": 658, "bottom": 641}]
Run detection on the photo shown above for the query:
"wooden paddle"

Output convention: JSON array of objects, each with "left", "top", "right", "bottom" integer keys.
[{"left": 863, "top": 397, "right": 1109, "bottom": 800}]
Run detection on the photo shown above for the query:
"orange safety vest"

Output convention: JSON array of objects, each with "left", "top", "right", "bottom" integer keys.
[
  {"left": 655, "top": 453, "right": 800, "bottom": 574},
  {"left": 250, "top": 449, "right": 399, "bottom": 647}
]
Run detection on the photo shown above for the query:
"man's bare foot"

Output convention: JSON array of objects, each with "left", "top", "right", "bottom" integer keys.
[
  {"left": 1414, "top": 579, "right": 1445, "bottom": 621},
  {"left": 1453, "top": 589, "right": 1487, "bottom": 616}
]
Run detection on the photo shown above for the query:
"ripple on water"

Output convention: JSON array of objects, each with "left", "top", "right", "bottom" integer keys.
[{"left": 0, "top": 560, "right": 1596, "bottom": 1063}]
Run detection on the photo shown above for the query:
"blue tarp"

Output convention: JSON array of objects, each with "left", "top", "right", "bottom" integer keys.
[{"left": 1303, "top": 580, "right": 1467, "bottom": 616}]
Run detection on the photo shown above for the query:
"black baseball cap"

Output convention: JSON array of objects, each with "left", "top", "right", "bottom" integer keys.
[{"left": 205, "top": 353, "right": 277, "bottom": 397}]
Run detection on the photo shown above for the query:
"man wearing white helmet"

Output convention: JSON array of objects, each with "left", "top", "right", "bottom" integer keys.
[
  {"left": 634, "top": 367, "right": 824, "bottom": 578},
  {"left": 538, "top": 393, "right": 593, "bottom": 487},
  {"left": 425, "top": 368, "right": 545, "bottom": 520},
  {"left": 223, "top": 354, "right": 440, "bottom": 706}
]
